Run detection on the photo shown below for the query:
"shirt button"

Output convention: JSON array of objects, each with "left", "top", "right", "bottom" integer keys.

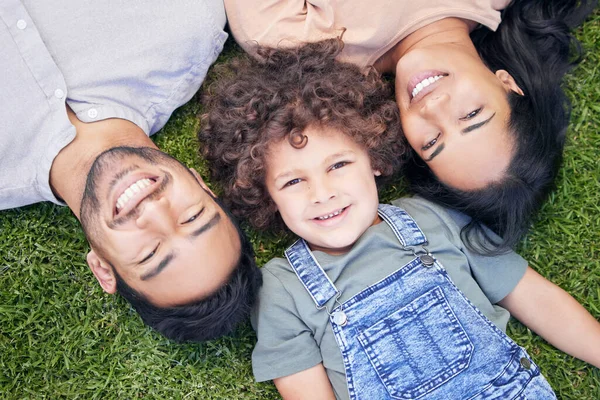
[
  {"left": 17, "top": 19, "right": 27, "bottom": 30},
  {"left": 54, "top": 89, "right": 65, "bottom": 99},
  {"left": 520, "top": 357, "right": 531, "bottom": 370},
  {"left": 87, "top": 108, "right": 98, "bottom": 119}
]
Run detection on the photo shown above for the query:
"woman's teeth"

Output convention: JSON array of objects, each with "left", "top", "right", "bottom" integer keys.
[
  {"left": 316, "top": 208, "right": 344, "bottom": 220},
  {"left": 412, "top": 75, "right": 444, "bottom": 98},
  {"left": 116, "top": 178, "right": 153, "bottom": 211}
]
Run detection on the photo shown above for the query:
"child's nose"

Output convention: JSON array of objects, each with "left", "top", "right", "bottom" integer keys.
[{"left": 309, "top": 180, "right": 336, "bottom": 204}]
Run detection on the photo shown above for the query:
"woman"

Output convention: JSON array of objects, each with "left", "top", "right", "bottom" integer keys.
[{"left": 222, "top": 0, "right": 595, "bottom": 252}]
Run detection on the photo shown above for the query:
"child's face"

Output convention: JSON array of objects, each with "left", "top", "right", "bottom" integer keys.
[{"left": 265, "top": 125, "right": 381, "bottom": 255}]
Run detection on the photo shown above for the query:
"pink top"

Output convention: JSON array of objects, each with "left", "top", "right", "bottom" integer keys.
[{"left": 225, "top": 0, "right": 511, "bottom": 69}]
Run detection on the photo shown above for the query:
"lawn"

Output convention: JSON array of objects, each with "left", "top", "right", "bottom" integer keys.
[{"left": 1, "top": 11, "right": 598, "bottom": 400}]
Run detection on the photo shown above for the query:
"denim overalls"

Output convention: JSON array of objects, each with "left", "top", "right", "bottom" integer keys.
[{"left": 284, "top": 204, "right": 556, "bottom": 400}]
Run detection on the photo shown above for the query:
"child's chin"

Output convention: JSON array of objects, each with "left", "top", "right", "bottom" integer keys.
[{"left": 310, "top": 235, "right": 360, "bottom": 255}]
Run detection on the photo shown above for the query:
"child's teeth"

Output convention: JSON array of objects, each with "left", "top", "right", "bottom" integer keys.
[{"left": 317, "top": 209, "right": 343, "bottom": 220}]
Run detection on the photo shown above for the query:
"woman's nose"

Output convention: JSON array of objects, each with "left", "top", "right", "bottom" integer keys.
[{"left": 420, "top": 92, "right": 450, "bottom": 118}]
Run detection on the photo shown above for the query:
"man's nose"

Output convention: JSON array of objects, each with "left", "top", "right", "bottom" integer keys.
[{"left": 135, "top": 197, "right": 174, "bottom": 231}]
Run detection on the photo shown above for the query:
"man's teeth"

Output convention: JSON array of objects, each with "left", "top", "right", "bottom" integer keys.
[
  {"left": 116, "top": 178, "right": 153, "bottom": 211},
  {"left": 411, "top": 75, "right": 444, "bottom": 98},
  {"left": 317, "top": 209, "right": 344, "bottom": 220}
]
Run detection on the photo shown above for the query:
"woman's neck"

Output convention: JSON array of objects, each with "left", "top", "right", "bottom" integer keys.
[{"left": 375, "top": 18, "right": 478, "bottom": 74}]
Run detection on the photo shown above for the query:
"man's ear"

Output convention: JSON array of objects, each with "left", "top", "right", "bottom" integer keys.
[
  {"left": 87, "top": 250, "right": 117, "bottom": 294},
  {"left": 190, "top": 168, "right": 217, "bottom": 197},
  {"left": 495, "top": 70, "right": 524, "bottom": 96}
]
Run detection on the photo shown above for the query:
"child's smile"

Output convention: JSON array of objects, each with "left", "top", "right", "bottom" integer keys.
[
  {"left": 313, "top": 205, "right": 349, "bottom": 224},
  {"left": 265, "top": 125, "right": 381, "bottom": 255}
]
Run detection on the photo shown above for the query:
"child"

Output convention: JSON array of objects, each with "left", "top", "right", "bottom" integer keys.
[{"left": 200, "top": 40, "right": 600, "bottom": 399}]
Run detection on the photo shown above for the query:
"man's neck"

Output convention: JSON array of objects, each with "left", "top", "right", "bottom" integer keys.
[
  {"left": 375, "top": 18, "right": 478, "bottom": 74},
  {"left": 50, "top": 107, "right": 158, "bottom": 219}
]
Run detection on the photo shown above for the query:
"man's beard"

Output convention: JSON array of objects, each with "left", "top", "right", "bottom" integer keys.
[{"left": 79, "top": 146, "right": 171, "bottom": 245}]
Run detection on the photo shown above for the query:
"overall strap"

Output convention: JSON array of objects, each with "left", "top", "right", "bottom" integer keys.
[
  {"left": 284, "top": 204, "right": 428, "bottom": 309},
  {"left": 285, "top": 239, "right": 339, "bottom": 308},
  {"left": 377, "top": 204, "right": 428, "bottom": 247}
]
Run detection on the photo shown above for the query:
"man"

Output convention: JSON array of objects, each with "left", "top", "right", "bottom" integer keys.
[{"left": 1, "top": 1, "right": 261, "bottom": 341}]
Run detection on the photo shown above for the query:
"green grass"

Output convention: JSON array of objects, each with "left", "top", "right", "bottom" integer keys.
[{"left": 1, "top": 12, "right": 599, "bottom": 399}]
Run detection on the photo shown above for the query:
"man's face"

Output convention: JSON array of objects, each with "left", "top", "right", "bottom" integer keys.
[{"left": 81, "top": 147, "right": 241, "bottom": 307}]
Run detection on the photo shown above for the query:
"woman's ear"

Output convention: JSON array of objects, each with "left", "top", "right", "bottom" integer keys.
[
  {"left": 495, "top": 70, "right": 524, "bottom": 96},
  {"left": 87, "top": 250, "right": 117, "bottom": 294}
]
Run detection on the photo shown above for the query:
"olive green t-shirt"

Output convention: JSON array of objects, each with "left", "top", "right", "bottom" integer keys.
[{"left": 251, "top": 197, "right": 527, "bottom": 400}]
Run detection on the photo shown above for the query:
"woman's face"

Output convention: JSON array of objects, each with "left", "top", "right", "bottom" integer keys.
[{"left": 395, "top": 44, "right": 522, "bottom": 190}]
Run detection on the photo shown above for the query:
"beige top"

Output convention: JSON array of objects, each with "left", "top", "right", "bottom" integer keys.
[{"left": 225, "top": 0, "right": 511, "bottom": 69}]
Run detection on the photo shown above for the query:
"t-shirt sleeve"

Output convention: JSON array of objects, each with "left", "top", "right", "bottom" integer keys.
[
  {"left": 251, "top": 262, "right": 323, "bottom": 382},
  {"left": 392, "top": 197, "right": 527, "bottom": 304},
  {"left": 444, "top": 208, "right": 527, "bottom": 303}
]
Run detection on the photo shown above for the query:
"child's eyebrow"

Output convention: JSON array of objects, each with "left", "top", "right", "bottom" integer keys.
[
  {"left": 273, "top": 150, "right": 356, "bottom": 182},
  {"left": 324, "top": 151, "right": 354, "bottom": 164},
  {"left": 273, "top": 169, "right": 300, "bottom": 182}
]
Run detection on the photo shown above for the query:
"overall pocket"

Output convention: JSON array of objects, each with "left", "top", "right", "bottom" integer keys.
[{"left": 357, "top": 286, "right": 473, "bottom": 399}]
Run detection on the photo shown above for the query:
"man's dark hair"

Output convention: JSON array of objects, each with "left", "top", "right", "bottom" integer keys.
[
  {"left": 113, "top": 216, "right": 262, "bottom": 342},
  {"left": 405, "top": 0, "right": 596, "bottom": 254}
]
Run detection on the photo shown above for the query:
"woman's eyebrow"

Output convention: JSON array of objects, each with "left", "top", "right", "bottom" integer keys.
[
  {"left": 426, "top": 112, "right": 498, "bottom": 162},
  {"left": 461, "top": 113, "right": 496, "bottom": 134},
  {"left": 425, "top": 143, "right": 445, "bottom": 162}
]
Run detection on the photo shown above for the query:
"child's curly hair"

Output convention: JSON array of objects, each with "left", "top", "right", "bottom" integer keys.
[{"left": 199, "top": 39, "right": 406, "bottom": 231}]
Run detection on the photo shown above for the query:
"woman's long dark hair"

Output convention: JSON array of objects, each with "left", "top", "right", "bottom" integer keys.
[{"left": 405, "top": 0, "right": 596, "bottom": 254}]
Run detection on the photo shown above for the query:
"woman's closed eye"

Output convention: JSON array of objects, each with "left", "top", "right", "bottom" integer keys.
[
  {"left": 460, "top": 107, "right": 483, "bottom": 121},
  {"left": 422, "top": 133, "right": 441, "bottom": 151}
]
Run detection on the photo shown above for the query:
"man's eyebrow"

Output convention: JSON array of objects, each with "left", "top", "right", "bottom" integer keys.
[
  {"left": 139, "top": 212, "right": 221, "bottom": 281},
  {"left": 140, "top": 253, "right": 175, "bottom": 281},
  {"left": 190, "top": 212, "right": 221, "bottom": 238},
  {"left": 461, "top": 112, "right": 496, "bottom": 134}
]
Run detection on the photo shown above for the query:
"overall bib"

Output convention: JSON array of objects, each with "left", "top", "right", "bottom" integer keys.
[{"left": 284, "top": 204, "right": 556, "bottom": 400}]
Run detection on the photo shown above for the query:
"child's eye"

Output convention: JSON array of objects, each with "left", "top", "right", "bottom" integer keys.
[
  {"left": 330, "top": 161, "right": 349, "bottom": 171},
  {"left": 283, "top": 178, "right": 302, "bottom": 188}
]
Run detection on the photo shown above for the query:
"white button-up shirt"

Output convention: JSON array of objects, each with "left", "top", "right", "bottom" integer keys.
[{"left": 0, "top": 0, "right": 227, "bottom": 209}]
